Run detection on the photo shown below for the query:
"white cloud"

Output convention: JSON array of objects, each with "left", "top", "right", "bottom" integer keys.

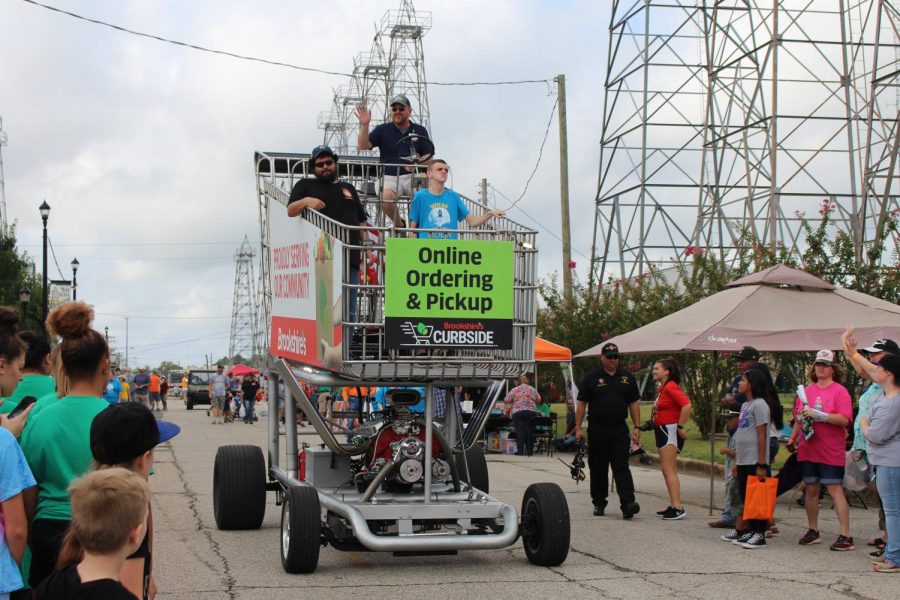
[{"left": 2, "top": 0, "right": 609, "bottom": 366}]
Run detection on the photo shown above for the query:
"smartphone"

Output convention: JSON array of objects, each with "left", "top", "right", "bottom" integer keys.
[{"left": 8, "top": 396, "right": 37, "bottom": 419}]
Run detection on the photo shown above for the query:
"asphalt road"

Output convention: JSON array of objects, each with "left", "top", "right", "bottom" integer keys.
[{"left": 151, "top": 400, "right": 895, "bottom": 599}]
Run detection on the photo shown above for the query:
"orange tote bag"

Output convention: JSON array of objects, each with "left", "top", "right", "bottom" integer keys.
[{"left": 743, "top": 477, "right": 778, "bottom": 521}]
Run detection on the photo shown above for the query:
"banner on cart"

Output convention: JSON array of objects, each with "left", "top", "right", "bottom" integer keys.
[
  {"left": 384, "top": 238, "right": 514, "bottom": 349},
  {"left": 269, "top": 212, "right": 343, "bottom": 369}
]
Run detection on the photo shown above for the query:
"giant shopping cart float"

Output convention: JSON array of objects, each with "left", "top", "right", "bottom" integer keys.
[{"left": 212, "top": 151, "right": 570, "bottom": 573}]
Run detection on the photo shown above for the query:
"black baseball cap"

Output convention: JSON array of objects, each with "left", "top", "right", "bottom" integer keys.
[
  {"left": 91, "top": 403, "right": 181, "bottom": 465},
  {"left": 601, "top": 342, "right": 620, "bottom": 358},
  {"left": 310, "top": 145, "right": 337, "bottom": 161},
  {"left": 861, "top": 338, "right": 899, "bottom": 355},
  {"left": 733, "top": 346, "right": 760, "bottom": 361},
  {"left": 389, "top": 94, "right": 411, "bottom": 108}
]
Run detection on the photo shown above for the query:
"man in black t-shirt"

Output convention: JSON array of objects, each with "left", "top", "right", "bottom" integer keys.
[
  {"left": 575, "top": 343, "right": 642, "bottom": 518},
  {"left": 287, "top": 145, "right": 368, "bottom": 325}
]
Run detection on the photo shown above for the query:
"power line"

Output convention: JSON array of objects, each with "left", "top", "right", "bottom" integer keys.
[
  {"left": 47, "top": 235, "right": 66, "bottom": 280},
  {"left": 489, "top": 184, "right": 591, "bottom": 262},
  {"left": 21, "top": 0, "right": 551, "bottom": 87},
  {"left": 502, "top": 97, "right": 558, "bottom": 211},
  {"left": 95, "top": 311, "right": 230, "bottom": 320},
  {"left": 20, "top": 241, "right": 248, "bottom": 247}
]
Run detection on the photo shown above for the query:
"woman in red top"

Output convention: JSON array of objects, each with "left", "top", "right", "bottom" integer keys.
[{"left": 651, "top": 357, "right": 692, "bottom": 520}]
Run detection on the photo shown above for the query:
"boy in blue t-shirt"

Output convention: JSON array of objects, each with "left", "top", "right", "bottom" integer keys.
[{"left": 409, "top": 159, "right": 505, "bottom": 239}]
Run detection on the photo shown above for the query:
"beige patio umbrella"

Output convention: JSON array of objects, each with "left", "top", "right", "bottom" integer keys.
[
  {"left": 575, "top": 264, "right": 900, "bottom": 513},
  {"left": 577, "top": 264, "right": 900, "bottom": 357}
]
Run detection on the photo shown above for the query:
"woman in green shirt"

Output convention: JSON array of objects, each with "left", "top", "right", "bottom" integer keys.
[
  {"left": 20, "top": 302, "right": 111, "bottom": 589},
  {"left": 0, "top": 331, "right": 54, "bottom": 416}
]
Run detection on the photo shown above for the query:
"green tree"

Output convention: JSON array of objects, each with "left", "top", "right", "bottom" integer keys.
[
  {"left": 156, "top": 360, "right": 183, "bottom": 375},
  {"left": 538, "top": 207, "right": 900, "bottom": 436},
  {"left": 0, "top": 225, "right": 45, "bottom": 332}
]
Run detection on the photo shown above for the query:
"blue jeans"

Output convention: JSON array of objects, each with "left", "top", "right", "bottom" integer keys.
[
  {"left": 720, "top": 479, "right": 736, "bottom": 526},
  {"left": 876, "top": 465, "right": 900, "bottom": 565},
  {"left": 243, "top": 399, "right": 255, "bottom": 422}
]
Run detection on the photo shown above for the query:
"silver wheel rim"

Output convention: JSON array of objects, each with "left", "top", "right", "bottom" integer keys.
[{"left": 281, "top": 502, "right": 291, "bottom": 558}]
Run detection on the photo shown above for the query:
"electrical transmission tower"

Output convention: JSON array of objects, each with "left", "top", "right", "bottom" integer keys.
[
  {"left": 591, "top": 0, "right": 900, "bottom": 284},
  {"left": 318, "top": 0, "right": 432, "bottom": 153},
  {"left": 0, "top": 117, "right": 8, "bottom": 236},
  {"left": 229, "top": 235, "right": 257, "bottom": 362}
]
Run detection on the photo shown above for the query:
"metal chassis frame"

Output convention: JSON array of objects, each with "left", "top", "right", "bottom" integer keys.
[{"left": 266, "top": 357, "right": 520, "bottom": 553}]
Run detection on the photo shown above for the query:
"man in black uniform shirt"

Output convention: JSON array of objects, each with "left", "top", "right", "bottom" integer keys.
[
  {"left": 287, "top": 145, "right": 368, "bottom": 324},
  {"left": 575, "top": 342, "right": 642, "bottom": 518}
]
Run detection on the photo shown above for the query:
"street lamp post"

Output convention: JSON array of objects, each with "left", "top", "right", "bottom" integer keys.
[
  {"left": 39, "top": 201, "right": 50, "bottom": 328},
  {"left": 104, "top": 326, "right": 109, "bottom": 342},
  {"left": 19, "top": 286, "right": 31, "bottom": 322},
  {"left": 71, "top": 257, "right": 79, "bottom": 301}
]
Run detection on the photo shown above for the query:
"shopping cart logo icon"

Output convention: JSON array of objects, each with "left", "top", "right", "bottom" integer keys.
[{"left": 400, "top": 321, "right": 434, "bottom": 345}]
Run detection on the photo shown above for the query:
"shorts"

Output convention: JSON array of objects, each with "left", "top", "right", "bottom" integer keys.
[
  {"left": 212, "top": 394, "right": 227, "bottom": 411},
  {"left": 654, "top": 423, "right": 685, "bottom": 453},
  {"left": 379, "top": 172, "right": 417, "bottom": 197},
  {"left": 149, "top": 391, "right": 160, "bottom": 402},
  {"left": 799, "top": 460, "right": 845, "bottom": 485}
]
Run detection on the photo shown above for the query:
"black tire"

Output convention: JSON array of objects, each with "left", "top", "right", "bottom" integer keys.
[
  {"left": 281, "top": 485, "right": 321, "bottom": 574},
  {"left": 186, "top": 396, "right": 194, "bottom": 410},
  {"left": 213, "top": 445, "right": 266, "bottom": 530},
  {"left": 456, "top": 445, "right": 489, "bottom": 493},
  {"left": 521, "top": 482, "right": 570, "bottom": 566}
]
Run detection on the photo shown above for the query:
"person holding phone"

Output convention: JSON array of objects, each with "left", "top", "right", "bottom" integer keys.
[
  {"left": 0, "top": 331, "right": 53, "bottom": 418},
  {"left": 0, "top": 305, "right": 37, "bottom": 600}
]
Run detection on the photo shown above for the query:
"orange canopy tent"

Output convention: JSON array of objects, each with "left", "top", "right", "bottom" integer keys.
[
  {"left": 535, "top": 337, "right": 572, "bottom": 362},
  {"left": 534, "top": 337, "right": 577, "bottom": 402}
]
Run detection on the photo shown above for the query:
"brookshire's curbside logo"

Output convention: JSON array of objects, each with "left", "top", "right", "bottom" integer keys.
[{"left": 385, "top": 239, "right": 513, "bottom": 349}]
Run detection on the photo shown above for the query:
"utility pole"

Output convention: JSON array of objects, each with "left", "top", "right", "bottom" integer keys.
[
  {"left": 480, "top": 178, "right": 489, "bottom": 207},
  {"left": 124, "top": 317, "right": 130, "bottom": 370},
  {"left": 556, "top": 74, "right": 573, "bottom": 299}
]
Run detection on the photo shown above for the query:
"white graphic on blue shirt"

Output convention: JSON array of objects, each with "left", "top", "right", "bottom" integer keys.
[{"left": 428, "top": 205, "right": 452, "bottom": 228}]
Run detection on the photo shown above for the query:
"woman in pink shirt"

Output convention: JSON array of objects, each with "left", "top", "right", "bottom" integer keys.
[{"left": 788, "top": 349, "right": 854, "bottom": 550}]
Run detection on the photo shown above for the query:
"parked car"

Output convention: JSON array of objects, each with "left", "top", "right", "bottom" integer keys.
[{"left": 185, "top": 369, "right": 216, "bottom": 410}]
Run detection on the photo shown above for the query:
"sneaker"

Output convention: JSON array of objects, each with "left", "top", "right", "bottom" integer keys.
[
  {"left": 741, "top": 533, "right": 767, "bottom": 549},
  {"left": 661, "top": 506, "right": 686, "bottom": 520},
  {"left": 870, "top": 548, "right": 885, "bottom": 562},
  {"left": 732, "top": 531, "right": 754, "bottom": 546},
  {"left": 830, "top": 535, "right": 855, "bottom": 551},
  {"left": 708, "top": 520, "right": 733, "bottom": 529},
  {"left": 656, "top": 507, "right": 671, "bottom": 516},
  {"left": 798, "top": 529, "right": 821, "bottom": 545},
  {"left": 873, "top": 561, "right": 900, "bottom": 573},
  {"left": 593, "top": 505, "right": 606, "bottom": 517},
  {"left": 622, "top": 502, "right": 640, "bottom": 520},
  {"left": 720, "top": 529, "right": 742, "bottom": 542}
]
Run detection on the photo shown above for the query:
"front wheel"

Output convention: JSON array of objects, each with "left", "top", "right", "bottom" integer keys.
[
  {"left": 281, "top": 485, "right": 321, "bottom": 574},
  {"left": 521, "top": 482, "right": 570, "bottom": 566},
  {"left": 213, "top": 445, "right": 266, "bottom": 530}
]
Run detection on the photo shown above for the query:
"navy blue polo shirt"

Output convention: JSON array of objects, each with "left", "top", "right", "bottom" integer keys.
[{"left": 368, "top": 121, "right": 432, "bottom": 175}]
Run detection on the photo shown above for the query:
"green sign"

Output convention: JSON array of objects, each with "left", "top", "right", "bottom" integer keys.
[{"left": 384, "top": 238, "right": 514, "bottom": 349}]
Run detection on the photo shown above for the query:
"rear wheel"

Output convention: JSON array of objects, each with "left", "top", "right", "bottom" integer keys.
[
  {"left": 213, "top": 445, "right": 266, "bottom": 530},
  {"left": 456, "top": 444, "right": 489, "bottom": 493},
  {"left": 281, "top": 485, "right": 321, "bottom": 574},
  {"left": 521, "top": 482, "right": 570, "bottom": 566}
]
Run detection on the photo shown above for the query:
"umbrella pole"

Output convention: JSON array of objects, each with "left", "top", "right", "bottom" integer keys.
[{"left": 709, "top": 351, "right": 719, "bottom": 516}]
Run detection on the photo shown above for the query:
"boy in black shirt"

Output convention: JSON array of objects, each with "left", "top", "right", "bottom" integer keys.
[{"left": 35, "top": 468, "right": 150, "bottom": 600}]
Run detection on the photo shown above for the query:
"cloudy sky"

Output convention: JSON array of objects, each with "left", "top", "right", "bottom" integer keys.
[{"left": 1, "top": 0, "right": 608, "bottom": 368}]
